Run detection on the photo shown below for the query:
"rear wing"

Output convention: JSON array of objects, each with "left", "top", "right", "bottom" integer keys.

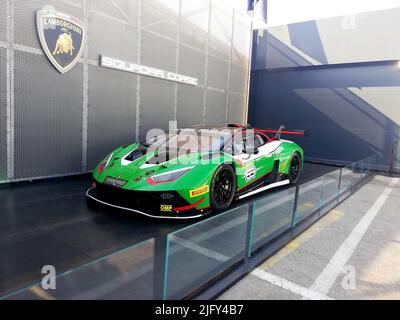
[{"left": 256, "top": 125, "right": 308, "bottom": 139}]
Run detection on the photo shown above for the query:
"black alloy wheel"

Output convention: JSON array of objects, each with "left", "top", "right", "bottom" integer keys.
[{"left": 210, "top": 164, "right": 236, "bottom": 211}]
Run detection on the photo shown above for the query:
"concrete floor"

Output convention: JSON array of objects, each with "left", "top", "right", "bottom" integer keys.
[{"left": 219, "top": 175, "right": 400, "bottom": 300}]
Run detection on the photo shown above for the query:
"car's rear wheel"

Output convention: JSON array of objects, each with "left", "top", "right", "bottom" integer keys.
[
  {"left": 289, "top": 153, "right": 301, "bottom": 184},
  {"left": 210, "top": 164, "right": 236, "bottom": 211}
]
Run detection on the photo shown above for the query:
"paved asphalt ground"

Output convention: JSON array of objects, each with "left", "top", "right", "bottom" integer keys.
[{"left": 219, "top": 175, "right": 400, "bottom": 300}]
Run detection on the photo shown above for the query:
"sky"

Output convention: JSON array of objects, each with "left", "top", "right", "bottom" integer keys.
[{"left": 266, "top": 0, "right": 400, "bottom": 26}]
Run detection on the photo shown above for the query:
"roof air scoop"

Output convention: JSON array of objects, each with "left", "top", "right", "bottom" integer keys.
[{"left": 275, "top": 125, "right": 286, "bottom": 139}]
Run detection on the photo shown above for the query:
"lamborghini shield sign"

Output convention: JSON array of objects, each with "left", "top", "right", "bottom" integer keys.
[{"left": 36, "top": 6, "right": 85, "bottom": 74}]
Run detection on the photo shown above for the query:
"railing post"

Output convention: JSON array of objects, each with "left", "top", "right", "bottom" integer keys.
[
  {"left": 337, "top": 168, "right": 342, "bottom": 203},
  {"left": 350, "top": 163, "right": 355, "bottom": 192},
  {"left": 319, "top": 177, "right": 324, "bottom": 213},
  {"left": 153, "top": 235, "right": 169, "bottom": 300},
  {"left": 360, "top": 160, "right": 364, "bottom": 181},
  {"left": 162, "top": 236, "right": 170, "bottom": 300},
  {"left": 246, "top": 202, "right": 256, "bottom": 258},
  {"left": 291, "top": 185, "right": 300, "bottom": 227}
]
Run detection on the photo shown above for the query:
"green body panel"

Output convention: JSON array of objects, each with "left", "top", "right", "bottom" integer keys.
[
  {"left": 92, "top": 140, "right": 304, "bottom": 210},
  {"left": 233, "top": 140, "right": 303, "bottom": 191}
]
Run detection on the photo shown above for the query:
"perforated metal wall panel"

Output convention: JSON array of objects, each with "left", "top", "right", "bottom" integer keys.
[
  {"left": 0, "top": 48, "right": 7, "bottom": 182},
  {"left": 89, "top": 0, "right": 138, "bottom": 62},
  {"left": 177, "top": 86, "right": 205, "bottom": 127},
  {"left": 0, "top": 0, "right": 7, "bottom": 42},
  {"left": 207, "top": 55, "right": 228, "bottom": 90},
  {"left": 140, "top": 77, "right": 175, "bottom": 138},
  {"left": 141, "top": 0, "right": 179, "bottom": 40},
  {"left": 141, "top": 30, "right": 177, "bottom": 71},
  {"left": 179, "top": 45, "right": 206, "bottom": 85},
  {"left": 230, "top": 64, "right": 248, "bottom": 94},
  {"left": 209, "top": 1, "right": 233, "bottom": 61},
  {"left": 205, "top": 89, "right": 227, "bottom": 126},
  {"left": 87, "top": 66, "right": 137, "bottom": 169},
  {"left": 87, "top": 1, "right": 139, "bottom": 170},
  {"left": 228, "top": 93, "right": 245, "bottom": 125},
  {"left": 180, "top": 0, "right": 209, "bottom": 52},
  {"left": 13, "top": 51, "right": 83, "bottom": 178}
]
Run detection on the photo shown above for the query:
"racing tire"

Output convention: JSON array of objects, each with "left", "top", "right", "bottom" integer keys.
[
  {"left": 210, "top": 164, "right": 236, "bottom": 211},
  {"left": 288, "top": 152, "right": 301, "bottom": 185}
]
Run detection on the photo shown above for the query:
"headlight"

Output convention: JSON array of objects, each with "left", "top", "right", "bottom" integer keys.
[
  {"left": 97, "top": 153, "right": 113, "bottom": 173},
  {"left": 147, "top": 167, "right": 193, "bottom": 185}
]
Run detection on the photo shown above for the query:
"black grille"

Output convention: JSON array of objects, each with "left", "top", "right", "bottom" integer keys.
[{"left": 104, "top": 176, "right": 128, "bottom": 188}]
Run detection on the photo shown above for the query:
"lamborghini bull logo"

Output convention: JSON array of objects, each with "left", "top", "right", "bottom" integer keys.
[
  {"left": 36, "top": 6, "right": 85, "bottom": 74},
  {"left": 53, "top": 29, "right": 75, "bottom": 56}
]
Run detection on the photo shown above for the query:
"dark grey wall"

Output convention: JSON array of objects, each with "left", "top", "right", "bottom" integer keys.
[
  {"left": 0, "top": 47, "right": 6, "bottom": 182},
  {"left": 249, "top": 17, "right": 400, "bottom": 172},
  {"left": 0, "top": 0, "right": 252, "bottom": 183},
  {"left": 249, "top": 61, "right": 400, "bottom": 170}
]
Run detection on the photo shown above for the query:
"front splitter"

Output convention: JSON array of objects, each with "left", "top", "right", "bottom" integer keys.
[{"left": 86, "top": 187, "right": 209, "bottom": 220}]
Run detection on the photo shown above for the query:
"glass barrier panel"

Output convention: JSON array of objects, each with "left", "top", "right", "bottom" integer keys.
[
  {"left": 339, "top": 164, "right": 354, "bottom": 202},
  {"left": 361, "top": 157, "right": 370, "bottom": 179},
  {"left": 251, "top": 188, "right": 295, "bottom": 252},
  {"left": 165, "top": 204, "right": 249, "bottom": 300},
  {"left": 320, "top": 169, "right": 341, "bottom": 214},
  {"left": 352, "top": 161, "right": 362, "bottom": 185},
  {"left": 321, "top": 169, "right": 340, "bottom": 204},
  {"left": 339, "top": 164, "right": 353, "bottom": 193},
  {"left": 4, "top": 238, "right": 155, "bottom": 300},
  {"left": 364, "top": 155, "right": 376, "bottom": 178},
  {"left": 295, "top": 177, "right": 323, "bottom": 223}
]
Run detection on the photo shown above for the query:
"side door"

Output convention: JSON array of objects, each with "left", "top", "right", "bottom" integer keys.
[{"left": 232, "top": 132, "right": 275, "bottom": 189}]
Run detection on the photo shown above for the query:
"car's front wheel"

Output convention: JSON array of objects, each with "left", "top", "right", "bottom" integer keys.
[{"left": 210, "top": 164, "right": 236, "bottom": 211}]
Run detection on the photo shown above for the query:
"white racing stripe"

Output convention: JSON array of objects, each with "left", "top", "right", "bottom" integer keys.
[
  {"left": 252, "top": 268, "right": 333, "bottom": 300},
  {"left": 309, "top": 178, "right": 399, "bottom": 295},
  {"left": 238, "top": 180, "right": 290, "bottom": 200}
]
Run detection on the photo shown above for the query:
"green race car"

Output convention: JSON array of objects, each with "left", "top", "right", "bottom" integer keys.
[{"left": 87, "top": 125, "right": 305, "bottom": 219}]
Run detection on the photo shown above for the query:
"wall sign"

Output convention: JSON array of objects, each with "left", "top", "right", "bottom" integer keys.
[
  {"left": 36, "top": 6, "right": 86, "bottom": 74},
  {"left": 99, "top": 55, "right": 198, "bottom": 86}
]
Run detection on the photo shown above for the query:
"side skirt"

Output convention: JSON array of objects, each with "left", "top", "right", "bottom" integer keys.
[{"left": 236, "top": 179, "right": 290, "bottom": 200}]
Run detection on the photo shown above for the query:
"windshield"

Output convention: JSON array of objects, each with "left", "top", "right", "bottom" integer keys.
[{"left": 161, "top": 129, "right": 233, "bottom": 153}]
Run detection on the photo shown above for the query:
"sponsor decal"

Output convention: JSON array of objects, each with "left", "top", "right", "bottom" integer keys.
[
  {"left": 100, "top": 55, "right": 198, "bottom": 86},
  {"left": 36, "top": 6, "right": 85, "bottom": 74},
  {"left": 190, "top": 185, "right": 209, "bottom": 198},
  {"left": 160, "top": 193, "right": 174, "bottom": 200},
  {"left": 160, "top": 204, "right": 173, "bottom": 212},
  {"left": 245, "top": 166, "right": 256, "bottom": 182}
]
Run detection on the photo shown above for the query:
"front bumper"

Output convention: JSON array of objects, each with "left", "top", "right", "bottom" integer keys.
[{"left": 86, "top": 183, "right": 211, "bottom": 219}]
